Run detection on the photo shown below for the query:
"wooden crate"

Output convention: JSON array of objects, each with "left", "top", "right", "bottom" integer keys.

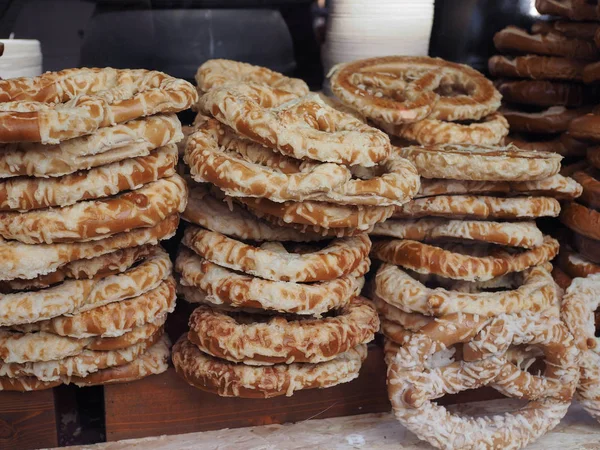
[
  {"left": 103, "top": 344, "right": 389, "bottom": 441},
  {"left": 0, "top": 389, "right": 58, "bottom": 450}
]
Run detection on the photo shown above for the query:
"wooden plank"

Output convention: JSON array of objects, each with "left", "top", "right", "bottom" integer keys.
[
  {"left": 0, "top": 389, "right": 58, "bottom": 450},
  {"left": 104, "top": 344, "right": 390, "bottom": 442},
  {"left": 61, "top": 401, "right": 600, "bottom": 450}
]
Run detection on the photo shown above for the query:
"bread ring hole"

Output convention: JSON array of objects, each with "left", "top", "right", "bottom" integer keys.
[
  {"left": 435, "top": 77, "right": 475, "bottom": 98},
  {"left": 408, "top": 269, "right": 522, "bottom": 293},
  {"left": 507, "top": 345, "right": 546, "bottom": 376}
]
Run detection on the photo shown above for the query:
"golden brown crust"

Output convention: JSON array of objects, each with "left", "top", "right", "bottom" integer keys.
[
  {"left": 0, "top": 68, "right": 197, "bottom": 144},
  {"left": 67, "top": 335, "right": 170, "bottom": 387},
  {"left": 182, "top": 225, "right": 371, "bottom": 282},
  {"left": 489, "top": 55, "right": 586, "bottom": 81},
  {"left": 375, "top": 262, "right": 559, "bottom": 316},
  {"left": 590, "top": 147, "right": 600, "bottom": 169},
  {"left": 176, "top": 248, "right": 367, "bottom": 316},
  {"left": 371, "top": 236, "right": 559, "bottom": 282},
  {"left": 393, "top": 195, "right": 560, "bottom": 220},
  {"left": 371, "top": 218, "right": 544, "bottom": 248},
  {"left": 0, "top": 247, "right": 172, "bottom": 327},
  {"left": 237, "top": 196, "right": 395, "bottom": 231},
  {"left": 14, "top": 278, "right": 175, "bottom": 338},
  {"left": 560, "top": 202, "right": 600, "bottom": 241},
  {"left": 569, "top": 114, "right": 600, "bottom": 142},
  {"left": 532, "top": 20, "right": 600, "bottom": 40},
  {"left": 0, "top": 330, "right": 162, "bottom": 381},
  {"left": 501, "top": 105, "right": 590, "bottom": 134},
  {"left": 196, "top": 59, "right": 309, "bottom": 96},
  {"left": 329, "top": 56, "right": 500, "bottom": 123},
  {"left": 183, "top": 184, "right": 327, "bottom": 242},
  {"left": 552, "top": 266, "right": 573, "bottom": 290},
  {"left": 0, "top": 115, "right": 183, "bottom": 179},
  {"left": 572, "top": 168, "right": 600, "bottom": 209},
  {"left": 0, "top": 145, "right": 177, "bottom": 212},
  {"left": 497, "top": 79, "right": 595, "bottom": 107},
  {"left": 0, "top": 214, "right": 178, "bottom": 282},
  {"left": 0, "top": 175, "right": 187, "bottom": 244},
  {"left": 494, "top": 26, "right": 599, "bottom": 59},
  {"left": 380, "top": 113, "right": 508, "bottom": 146},
  {"left": 0, "top": 244, "right": 156, "bottom": 292},
  {"left": 558, "top": 248, "right": 600, "bottom": 278},
  {"left": 199, "top": 84, "right": 391, "bottom": 167},
  {"left": 0, "top": 321, "right": 162, "bottom": 363},
  {"left": 172, "top": 335, "right": 367, "bottom": 398},
  {"left": 397, "top": 143, "right": 562, "bottom": 181},
  {"left": 187, "top": 298, "right": 378, "bottom": 364}
]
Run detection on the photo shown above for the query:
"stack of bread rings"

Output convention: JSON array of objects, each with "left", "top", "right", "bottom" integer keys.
[
  {"left": 489, "top": 1, "right": 600, "bottom": 162},
  {"left": 0, "top": 68, "right": 197, "bottom": 391},
  {"left": 170, "top": 59, "right": 427, "bottom": 398},
  {"left": 328, "top": 55, "right": 507, "bottom": 146},
  {"left": 367, "top": 148, "right": 583, "bottom": 449},
  {"left": 324, "top": 54, "right": 590, "bottom": 449}
]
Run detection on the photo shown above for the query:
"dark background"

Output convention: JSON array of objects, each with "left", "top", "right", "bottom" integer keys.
[{"left": 0, "top": 0, "right": 542, "bottom": 88}]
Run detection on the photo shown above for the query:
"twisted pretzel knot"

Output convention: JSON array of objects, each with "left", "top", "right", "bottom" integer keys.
[{"left": 386, "top": 310, "right": 578, "bottom": 449}]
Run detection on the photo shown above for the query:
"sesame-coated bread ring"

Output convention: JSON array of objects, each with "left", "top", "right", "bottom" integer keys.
[
  {"left": 184, "top": 119, "right": 352, "bottom": 202},
  {"left": 0, "top": 321, "right": 163, "bottom": 363},
  {"left": 398, "top": 143, "right": 561, "bottom": 181},
  {"left": 196, "top": 59, "right": 309, "bottom": 96},
  {"left": 501, "top": 106, "right": 591, "bottom": 134},
  {"left": 0, "top": 114, "right": 183, "bottom": 179},
  {"left": 0, "top": 145, "right": 177, "bottom": 212},
  {"left": 371, "top": 236, "right": 559, "bottom": 282},
  {"left": 375, "top": 263, "right": 559, "bottom": 317},
  {"left": 0, "top": 214, "right": 177, "bottom": 282},
  {"left": 175, "top": 247, "right": 367, "bottom": 317},
  {"left": 172, "top": 335, "right": 367, "bottom": 398},
  {"left": 0, "top": 68, "right": 197, "bottom": 144},
  {"left": 187, "top": 298, "right": 378, "bottom": 365},
  {"left": 182, "top": 225, "right": 370, "bottom": 282},
  {"left": 494, "top": 26, "right": 599, "bottom": 60},
  {"left": 0, "top": 244, "right": 156, "bottom": 293},
  {"left": 379, "top": 112, "right": 508, "bottom": 146},
  {"left": 187, "top": 121, "right": 419, "bottom": 205},
  {"left": 329, "top": 56, "right": 501, "bottom": 123},
  {"left": 14, "top": 279, "right": 175, "bottom": 339},
  {"left": 489, "top": 55, "right": 586, "bottom": 81},
  {"left": 560, "top": 202, "right": 600, "bottom": 241},
  {"left": 0, "top": 175, "right": 187, "bottom": 244},
  {"left": 0, "top": 330, "right": 162, "bottom": 381},
  {"left": 393, "top": 195, "right": 560, "bottom": 220},
  {"left": 182, "top": 184, "right": 327, "bottom": 242},
  {"left": 0, "top": 246, "right": 172, "bottom": 327},
  {"left": 561, "top": 274, "right": 600, "bottom": 422},
  {"left": 199, "top": 84, "right": 391, "bottom": 167},
  {"left": 417, "top": 174, "right": 583, "bottom": 200},
  {"left": 371, "top": 218, "right": 544, "bottom": 248},
  {"left": 237, "top": 196, "right": 395, "bottom": 231}
]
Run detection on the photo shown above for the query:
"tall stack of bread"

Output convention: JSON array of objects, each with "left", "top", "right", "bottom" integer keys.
[
  {"left": 328, "top": 55, "right": 591, "bottom": 449},
  {"left": 171, "top": 59, "right": 422, "bottom": 398},
  {"left": 0, "top": 68, "right": 197, "bottom": 391},
  {"left": 489, "top": 0, "right": 600, "bottom": 161}
]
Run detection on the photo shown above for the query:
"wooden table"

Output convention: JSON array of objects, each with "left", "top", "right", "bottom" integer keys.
[{"left": 58, "top": 400, "right": 600, "bottom": 450}]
